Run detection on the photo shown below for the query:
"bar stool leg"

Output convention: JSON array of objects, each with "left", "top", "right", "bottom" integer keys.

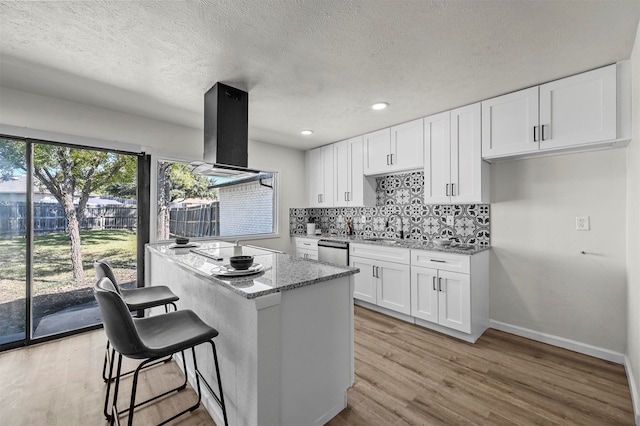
[
  {"left": 110, "top": 353, "right": 124, "bottom": 426},
  {"left": 210, "top": 340, "right": 229, "bottom": 426},
  {"left": 104, "top": 347, "right": 117, "bottom": 420},
  {"left": 102, "top": 340, "right": 111, "bottom": 382}
]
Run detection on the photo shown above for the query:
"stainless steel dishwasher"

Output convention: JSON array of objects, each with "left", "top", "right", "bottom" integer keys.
[{"left": 317, "top": 239, "right": 349, "bottom": 266}]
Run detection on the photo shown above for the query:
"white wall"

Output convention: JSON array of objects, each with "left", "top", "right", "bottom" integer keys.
[
  {"left": 490, "top": 148, "right": 627, "bottom": 353},
  {"left": 0, "top": 87, "right": 202, "bottom": 159},
  {"left": 626, "top": 21, "right": 640, "bottom": 423},
  {"left": 0, "top": 86, "right": 306, "bottom": 254},
  {"left": 246, "top": 140, "right": 306, "bottom": 254}
]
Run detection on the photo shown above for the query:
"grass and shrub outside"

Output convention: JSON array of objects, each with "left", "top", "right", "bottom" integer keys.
[{"left": 0, "top": 229, "right": 136, "bottom": 337}]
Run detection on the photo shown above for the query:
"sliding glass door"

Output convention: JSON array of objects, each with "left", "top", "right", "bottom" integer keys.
[
  {"left": 0, "top": 137, "right": 144, "bottom": 347},
  {"left": 0, "top": 139, "right": 28, "bottom": 345}
]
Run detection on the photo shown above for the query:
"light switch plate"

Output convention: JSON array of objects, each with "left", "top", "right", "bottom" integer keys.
[
  {"left": 576, "top": 216, "right": 590, "bottom": 231},
  {"left": 446, "top": 215, "right": 454, "bottom": 226}
]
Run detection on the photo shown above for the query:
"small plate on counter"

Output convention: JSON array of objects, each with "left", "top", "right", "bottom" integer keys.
[
  {"left": 169, "top": 242, "right": 199, "bottom": 249},
  {"left": 210, "top": 263, "right": 264, "bottom": 277}
]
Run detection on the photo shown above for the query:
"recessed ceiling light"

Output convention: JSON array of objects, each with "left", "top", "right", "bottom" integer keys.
[
  {"left": 300, "top": 130, "right": 313, "bottom": 135},
  {"left": 371, "top": 102, "right": 388, "bottom": 110}
]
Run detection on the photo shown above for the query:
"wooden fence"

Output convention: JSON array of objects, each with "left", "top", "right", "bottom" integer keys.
[
  {"left": 169, "top": 203, "right": 220, "bottom": 237},
  {"left": 0, "top": 202, "right": 137, "bottom": 236},
  {"left": 0, "top": 201, "right": 221, "bottom": 238}
]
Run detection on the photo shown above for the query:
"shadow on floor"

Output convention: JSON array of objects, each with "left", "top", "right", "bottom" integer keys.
[{"left": 0, "top": 281, "right": 136, "bottom": 343}]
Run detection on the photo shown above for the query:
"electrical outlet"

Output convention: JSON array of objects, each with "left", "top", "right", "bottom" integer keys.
[
  {"left": 576, "top": 216, "right": 590, "bottom": 231},
  {"left": 446, "top": 215, "right": 454, "bottom": 226},
  {"left": 361, "top": 215, "right": 367, "bottom": 223}
]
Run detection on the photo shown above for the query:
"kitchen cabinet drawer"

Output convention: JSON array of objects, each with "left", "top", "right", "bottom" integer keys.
[
  {"left": 411, "top": 249, "right": 470, "bottom": 274},
  {"left": 295, "top": 237, "right": 318, "bottom": 250},
  {"left": 350, "top": 243, "right": 410, "bottom": 265}
]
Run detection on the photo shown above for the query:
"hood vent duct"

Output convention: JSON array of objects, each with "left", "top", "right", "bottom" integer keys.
[{"left": 190, "top": 82, "right": 261, "bottom": 178}]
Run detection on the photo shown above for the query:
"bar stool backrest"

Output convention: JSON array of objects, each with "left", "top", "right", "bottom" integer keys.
[
  {"left": 94, "top": 259, "right": 122, "bottom": 295},
  {"left": 94, "top": 277, "right": 146, "bottom": 357}
]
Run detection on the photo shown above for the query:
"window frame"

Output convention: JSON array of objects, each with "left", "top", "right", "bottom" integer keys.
[{"left": 151, "top": 156, "right": 279, "bottom": 243}]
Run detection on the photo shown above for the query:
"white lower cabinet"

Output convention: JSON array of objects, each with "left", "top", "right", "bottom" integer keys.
[
  {"left": 292, "top": 237, "right": 318, "bottom": 260},
  {"left": 410, "top": 249, "right": 488, "bottom": 342},
  {"left": 351, "top": 256, "right": 377, "bottom": 304},
  {"left": 350, "top": 244, "right": 411, "bottom": 315},
  {"left": 350, "top": 243, "right": 489, "bottom": 343},
  {"left": 411, "top": 267, "right": 471, "bottom": 333}
]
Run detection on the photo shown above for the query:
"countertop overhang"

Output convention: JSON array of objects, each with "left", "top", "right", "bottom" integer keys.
[{"left": 147, "top": 240, "right": 359, "bottom": 299}]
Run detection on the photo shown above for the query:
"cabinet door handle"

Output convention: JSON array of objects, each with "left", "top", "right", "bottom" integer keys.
[
  {"left": 377, "top": 266, "right": 381, "bottom": 278},
  {"left": 372, "top": 265, "right": 376, "bottom": 278},
  {"left": 386, "top": 154, "right": 390, "bottom": 165},
  {"left": 318, "top": 194, "right": 321, "bottom": 203},
  {"left": 430, "top": 259, "right": 446, "bottom": 263},
  {"left": 451, "top": 183, "right": 455, "bottom": 197},
  {"left": 533, "top": 125, "right": 539, "bottom": 142},
  {"left": 347, "top": 192, "right": 350, "bottom": 201},
  {"left": 446, "top": 184, "right": 450, "bottom": 196},
  {"left": 390, "top": 153, "right": 394, "bottom": 165},
  {"left": 344, "top": 192, "right": 347, "bottom": 201},
  {"left": 432, "top": 276, "right": 436, "bottom": 291},
  {"left": 542, "top": 124, "right": 549, "bottom": 141},
  {"left": 438, "top": 277, "right": 443, "bottom": 292}
]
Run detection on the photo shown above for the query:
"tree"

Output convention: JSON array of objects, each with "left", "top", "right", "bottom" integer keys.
[
  {"left": 0, "top": 139, "right": 136, "bottom": 284},
  {"left": 157, "top": 161, "right": 217, "bottom": 240}
]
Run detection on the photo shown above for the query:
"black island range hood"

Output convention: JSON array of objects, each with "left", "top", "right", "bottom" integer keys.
[{"left": 190, "top": 82, "right": 262, "bottom": 178}]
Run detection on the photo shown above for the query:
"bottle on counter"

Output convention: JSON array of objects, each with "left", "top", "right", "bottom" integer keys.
[
  {"left": 233, "top": 240, "right": 242, "bottom": 256},
  {"left": 346, "top": 220, "right": 353, "bottom": 236}
]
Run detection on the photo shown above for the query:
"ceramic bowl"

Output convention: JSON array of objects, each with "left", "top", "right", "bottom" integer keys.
[
  {"left": 175, "top": 237, "right": 190, "bottom": 245},
  {"left": 229, "top": 255, "right": 254, "bottom": 270}
]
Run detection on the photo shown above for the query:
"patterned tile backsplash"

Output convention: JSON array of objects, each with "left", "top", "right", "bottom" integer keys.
[{"left": 290, "top": 171, "right": 490, "bottom": 246}]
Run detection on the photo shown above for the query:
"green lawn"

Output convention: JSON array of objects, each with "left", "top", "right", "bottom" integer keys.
[{"left": 0, "top": 229, "right": 137, "bottom": 303}]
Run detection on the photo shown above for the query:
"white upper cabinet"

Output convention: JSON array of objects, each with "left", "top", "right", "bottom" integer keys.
[
  {"left": 539, "top": 65, "right": 616, "bottom": 150},
  {"left": 424, "top": 111, "right": 451, "bottom": 203},
  {"left": 481, "top": 87, "right": 539, "bottom": 158},
  {"left": 305, "top": 145, "right": 334, "bottom": 207},
  {"left": 334, "top": 136, "right": 376, "bottom": 207},
  {"left": 425, "top": 103, "right": 488, "bottom": 204},
  {"left": 364, "top": 119, "right": 424, "bottom": 175},
  {"left": 363, "top": 128, "right": 391, "bottom": 175},
  {"left": 482, "top": 64, "right": 619, "bottom": 160},
  {"left": 391, "top": 119, "right": 424, "bottom": 172}
]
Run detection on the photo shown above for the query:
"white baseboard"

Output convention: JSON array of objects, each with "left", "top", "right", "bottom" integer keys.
[
  {"left": 489, "top": 319, "right": 625, "bottom": 364},
  {"left": 624, "top": 356, "right": 640, "bottom": 425}
]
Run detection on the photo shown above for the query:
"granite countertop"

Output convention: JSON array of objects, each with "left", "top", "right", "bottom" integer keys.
[
  {"left": 292, "top": 234, "right": 490, "bottom": 255},
  {"left": 147, "top": 240, "right": 359, "bottom": 300}
]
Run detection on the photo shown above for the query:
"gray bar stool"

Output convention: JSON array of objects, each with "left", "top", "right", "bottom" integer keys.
[
  {"left": 94, "top": 259, "right": 180, "bottom": 383},
  {"left": 94, "top": 277, "right": 228, "bottom": 426}
]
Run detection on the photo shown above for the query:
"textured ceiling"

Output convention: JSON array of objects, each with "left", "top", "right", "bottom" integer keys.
[{"left": 1, "top": 1, "right": 639, "bottom": 151}]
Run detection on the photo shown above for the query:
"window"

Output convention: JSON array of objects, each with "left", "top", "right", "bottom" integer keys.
[{"left": 156, "top": 160, "right": 277, "bottom": 240}]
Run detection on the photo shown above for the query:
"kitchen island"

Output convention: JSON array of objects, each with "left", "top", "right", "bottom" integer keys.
[{"left": 145, "top": 240, "right": 359, "bottom": 426}]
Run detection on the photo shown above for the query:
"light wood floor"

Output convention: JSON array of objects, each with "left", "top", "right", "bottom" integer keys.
[
  {"left": 329, "top": 306, "right": 634, "bottom": 425},
  {"left": 0, "top": 305, "right": 633, "bottom": 425}
]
